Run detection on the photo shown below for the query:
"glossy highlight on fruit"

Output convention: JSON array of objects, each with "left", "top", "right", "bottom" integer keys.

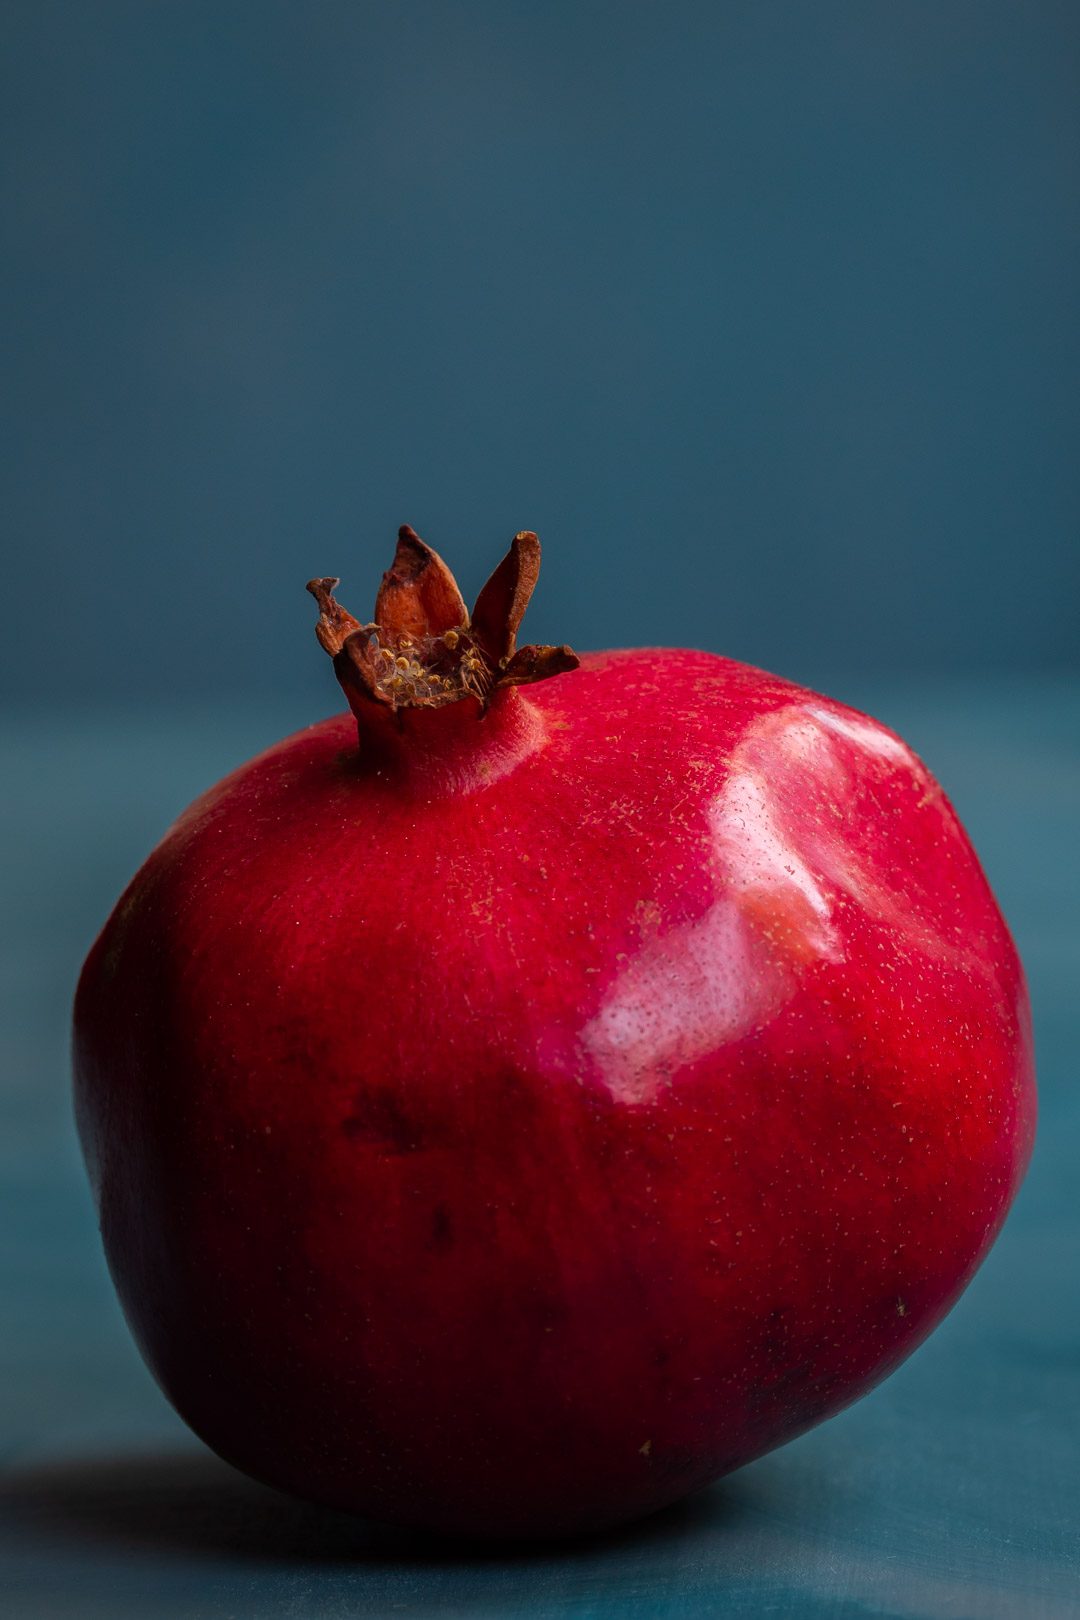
[{"left": 74, "top": 527, "right": 1035, "bottom": 1539}]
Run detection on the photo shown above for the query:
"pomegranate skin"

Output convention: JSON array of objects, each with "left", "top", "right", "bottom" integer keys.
[{"left": 74, "top": 649, "right": 1034, "bottom": 1539}]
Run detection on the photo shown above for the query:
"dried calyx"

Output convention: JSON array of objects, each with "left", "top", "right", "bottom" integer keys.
[{"left": 307, "top": 527, "right": 578, "bottom": 715}]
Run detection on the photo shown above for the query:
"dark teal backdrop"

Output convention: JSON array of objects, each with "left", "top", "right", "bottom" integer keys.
[
  {"left": 2, "top": 0, "right": 1077, "bottom": 708},
  {"left": 2, "top": 10, "right": 1079, "bottom": 1616}
]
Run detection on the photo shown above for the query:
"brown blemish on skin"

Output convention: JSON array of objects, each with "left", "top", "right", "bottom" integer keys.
[
  {"left": 342, "top": 1088, "right": 424, "bottom": 1154},
  {"left": 429, "top": 1203, "right": 454, "bottom": 1252}
]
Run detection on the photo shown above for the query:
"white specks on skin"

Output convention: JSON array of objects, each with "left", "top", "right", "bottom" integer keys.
[
  {"left": 581, "top": 899, "right": 782, "bottom": 1104},
  {"left": 805, "top": 704, "right": 912, "bottom": 767},
  {"left": 583, "top": 707, "right": 849, "bottom": 1105},
  {"left": 581, "top": 699, "right": 965, "bottom": 1108},
  {"left": 707, "top": 769, "right": 843, "bottom": 959}
]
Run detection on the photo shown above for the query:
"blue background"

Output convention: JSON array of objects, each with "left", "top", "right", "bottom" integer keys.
[
  {"left": 2, "top": 5, "right": 1078, "bottom": 1617},
  {"left": 2, "top": 0, "right": 1078, "bottom": 704}
]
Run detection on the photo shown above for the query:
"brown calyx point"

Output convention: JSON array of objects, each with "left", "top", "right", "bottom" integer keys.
[{"left": 306, "top": 526, "right": 578, "bottom": 714}]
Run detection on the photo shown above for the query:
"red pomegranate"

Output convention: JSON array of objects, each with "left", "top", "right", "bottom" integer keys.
[{"left": 74, "top": 527, "right": 1035, "bottom": 1538}]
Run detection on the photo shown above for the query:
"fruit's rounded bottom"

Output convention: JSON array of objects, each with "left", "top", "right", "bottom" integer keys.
[
  {"left": 188, "top": 1424, "right": 733, "bottom": 1543},
  {"left": 145, "top": 1341, "right": 870, "bottom": 1543}
]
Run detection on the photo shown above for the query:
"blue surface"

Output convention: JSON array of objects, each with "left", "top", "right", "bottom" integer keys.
[{"left": 1, "top": 678, "right": 1078, "bottom": 1617}]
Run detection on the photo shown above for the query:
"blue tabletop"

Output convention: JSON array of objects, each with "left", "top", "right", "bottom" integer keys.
[{"left": 2, "top": 677, "right": 1078, "bottom": 1619}]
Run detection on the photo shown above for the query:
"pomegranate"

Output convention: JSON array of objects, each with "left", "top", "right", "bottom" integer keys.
[{"left": 74, "top": 527, "right": 1035, "bottom": 1538}]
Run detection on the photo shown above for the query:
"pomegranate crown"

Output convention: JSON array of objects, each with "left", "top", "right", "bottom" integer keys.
[{"left": 307, "top": 526, "right": 578, "bottom": 714}]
